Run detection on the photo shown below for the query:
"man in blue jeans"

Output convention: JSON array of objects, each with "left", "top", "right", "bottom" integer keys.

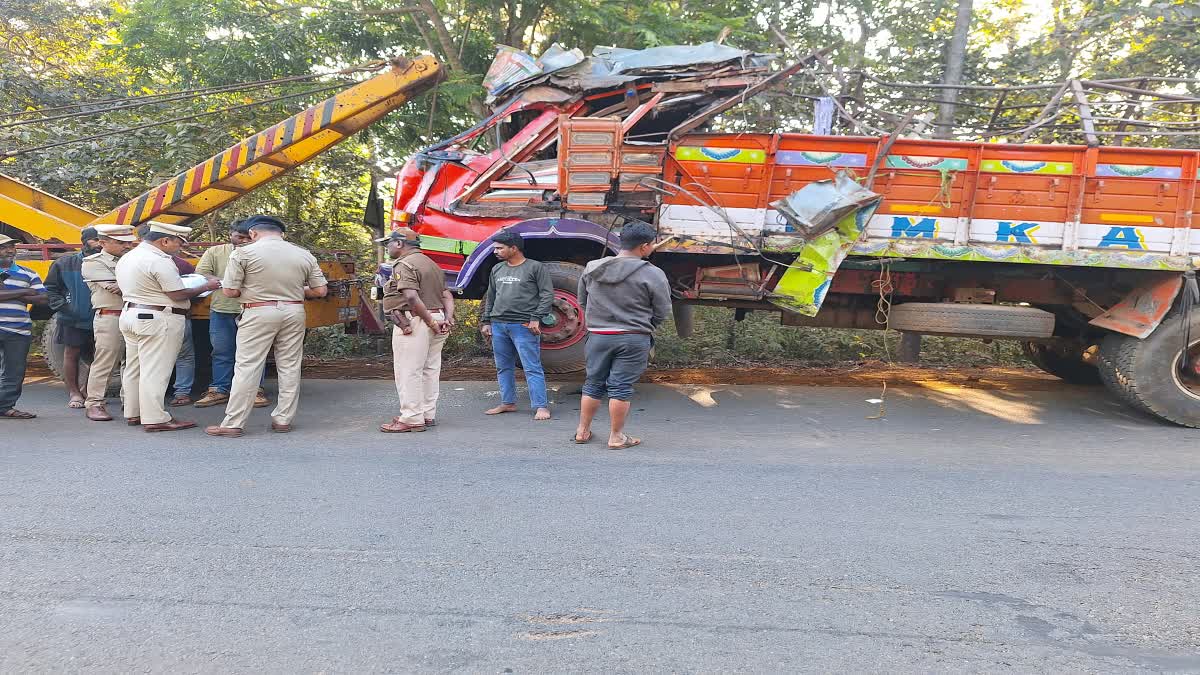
[
  {"left": 192, "top": 220, "right": 268, "bottom": 409},
  {"left": 573, "top": 222, "right": 671, "bottom": 449},
  {"left": 480, "top": 230, "right": 554, "bottom": 421}
]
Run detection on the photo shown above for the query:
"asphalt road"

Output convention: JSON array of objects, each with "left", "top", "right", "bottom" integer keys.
[{"left": 2, "top": 376, "right": 1199, "bottom": 672}]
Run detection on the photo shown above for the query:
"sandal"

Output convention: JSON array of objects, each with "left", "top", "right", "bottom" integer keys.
[
  {"left": 572, "top": 431, "right": 593, "bottom": 444},
  {"left": 608, "top": 433, "right": 641, "bottom": 450},
  {"left": 68, "top": 397, "right": 85, "bottom": 409},
  {"left": 1, "top": 409, "right": 36, "bottom": 419}
]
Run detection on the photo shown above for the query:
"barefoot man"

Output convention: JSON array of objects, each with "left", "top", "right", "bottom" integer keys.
[{"left": 480, "top": 230, "right": 554, "bottom": 421}]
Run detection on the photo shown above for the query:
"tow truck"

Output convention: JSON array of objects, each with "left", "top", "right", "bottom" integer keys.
[{"left": 1, "top": 56, "right": 444, "bottom": 385}]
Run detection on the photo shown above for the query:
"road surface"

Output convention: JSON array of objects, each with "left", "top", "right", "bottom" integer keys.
[{"left": 2, "top": 377, "right": 1198, "bottom": 672}]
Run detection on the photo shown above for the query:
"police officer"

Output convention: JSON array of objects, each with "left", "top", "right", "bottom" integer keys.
[
  {"left": 81, "top": 224, "right": 137, "bottom": 421},
  {"left": 115, "top": 222, "right": 219, "bottom": 432},
  {"left": 378, "top": 228, "right": 455, "bottom": 433},
  {"left": 205, "top": 215, "right": 327, "bottom": 437}
]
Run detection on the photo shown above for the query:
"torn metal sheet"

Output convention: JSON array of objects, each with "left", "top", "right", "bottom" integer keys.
[
  {"left": 767, "top": 190, "right": 883, "bottom": 317},
  {"left": 771, "top": 171, "right": 882, "bottom": 240},
  {"left": 486, "top": 41, "right": 776, "bottom": 104}
]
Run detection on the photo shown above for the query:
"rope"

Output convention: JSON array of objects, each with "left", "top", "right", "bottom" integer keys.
[{"left": 1179, "top": 270, "right": 1199, "bottom": 377}]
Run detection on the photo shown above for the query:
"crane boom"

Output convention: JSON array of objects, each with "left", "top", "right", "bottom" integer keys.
[
  {"left": 89, "top": 55, "right": 444, "bottom": 228},
  {"left": 0, "top": 173, "right": 96, "bottom": 242}
]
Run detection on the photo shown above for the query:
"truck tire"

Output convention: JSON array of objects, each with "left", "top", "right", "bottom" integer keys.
[
  {"left": 673, "top": 303, "right": 694, "bottom": 338},
  {"left": 888, "top": 303, "right": 1056, "bottom": 338},
  {"left": 42, "top": 315, "right": 120, "bottom": 396},
  {"left": 539, "top": 261, "right": 588, "bottom": 374},
  {"left": 1096, "top": 311, "right": 1200, "bottom": 426},
  {"left": 1021, "top": 341, "right": 1102, "bottom": 385}
]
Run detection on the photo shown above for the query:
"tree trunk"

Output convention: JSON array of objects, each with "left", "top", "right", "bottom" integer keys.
[{"left": 935, "top": 0, "right": 973, "bottom": 139}]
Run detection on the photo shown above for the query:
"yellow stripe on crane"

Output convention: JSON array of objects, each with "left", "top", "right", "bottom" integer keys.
[{"left": 90, "top": 56, "right": 445, "bottom": 228}]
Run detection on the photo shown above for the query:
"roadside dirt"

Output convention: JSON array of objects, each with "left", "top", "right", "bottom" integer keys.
[
  {"left": 24, "top": 357, "right": 1065, "bottom": 391},
  {"left": 298, "top": 357, "right": 1065, "bottom": 391}
]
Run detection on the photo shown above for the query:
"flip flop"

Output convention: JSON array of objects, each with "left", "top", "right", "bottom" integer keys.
[
  {"left": 607, "top": 433, "right": 641, "bottom": 450},
  {"left": 572, "top": 431, "right": 593, "bottom": 444},
  {"left": 1, "top": 409, "right": 36, "bottom": 419},
  {"left": 68, "top": 398, "right": 85, "bottom": 409}
]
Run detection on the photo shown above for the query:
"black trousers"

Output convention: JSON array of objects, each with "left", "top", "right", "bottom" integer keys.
[{"left": 0, "top": 330, "right": 32, "bottom": 413}]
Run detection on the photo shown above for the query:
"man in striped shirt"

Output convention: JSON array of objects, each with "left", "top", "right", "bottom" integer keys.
[{"left": 0, "top": 234, "right": 49, "bottom": 419}]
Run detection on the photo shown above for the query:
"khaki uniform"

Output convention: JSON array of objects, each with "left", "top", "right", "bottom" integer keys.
[
  {"left": 384, "top": 251, "right": 449, "bottom": 425},
  {"left": 219, "top": 238, "right": 326, "bottom": 429},
  {"left": 115, "top": 242, "right": 188, "bottom": 424},
  {"left": 81, "top": 251, "right": 125, "bottom": 407}
]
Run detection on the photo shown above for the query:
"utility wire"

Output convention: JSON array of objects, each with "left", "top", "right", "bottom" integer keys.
[
  {"left": 2, "top": 80, "right": 354, "bottom": 159},
  {"left": 0, "top": 60, "right": 387, "bottom": 123}
]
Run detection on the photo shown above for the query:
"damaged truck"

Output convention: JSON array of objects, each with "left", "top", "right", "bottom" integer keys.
[{"left": 387, "top": 43, "right": 1200, "bottom": 426}]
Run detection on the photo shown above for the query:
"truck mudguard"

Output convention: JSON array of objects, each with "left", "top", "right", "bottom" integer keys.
[{"left": 450, "top": 217, "right": 620, "bottom": 291}]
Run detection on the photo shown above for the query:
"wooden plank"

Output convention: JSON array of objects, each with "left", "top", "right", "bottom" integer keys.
[{"left": 1070, "top": 80, "right": 1099, "bottom": 147}]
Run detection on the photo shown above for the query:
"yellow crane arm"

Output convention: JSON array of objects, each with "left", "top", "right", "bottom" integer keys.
[
  {"left": 89, "top": 55, "right": 444, "bottom": 228},
  {"left": 0, "top": 173, "right": 96, "bottom": 242}
]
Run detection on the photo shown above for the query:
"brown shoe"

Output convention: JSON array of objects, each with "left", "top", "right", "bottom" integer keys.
[
  {"left": 169, "top": 394, "right": 193, "bottom": 407},
  {"left": 270, "top": 422, "right": 291, "bottom": 433},
  {"left": 193, "top": 389, "right": 229, "bottom": 408},
  {"left": 86, "top": 405, "right": 113, "bottom": 422},
  {"left": 254, "top": 388, "right": 271, "bottom": 408},
  {"left": 143, "top": 419, "right": 197, "bottom": 433},
  {"left": 204, "top": 425, "right": 244, "bottom": 438},
  {"left": 379, "top": 421, "right": 425, "bottom": 433},
  {"left": 125, "top": 417, "right": 141, "bottom": 426}
]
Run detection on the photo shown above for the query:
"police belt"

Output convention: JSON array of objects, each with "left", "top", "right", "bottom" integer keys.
[
  {"left": 244, "top": 300, "right": 305, "bottom": 308},
  {"left": 95, "top": 309, "right": 122, "bottom": 317},
  {"left": 124, "top": 303, "right": 188, "bottom": 316}
]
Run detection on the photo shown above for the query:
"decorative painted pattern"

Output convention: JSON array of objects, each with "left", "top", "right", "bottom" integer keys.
[
  {"left": 1096, "top": 164, "right": 1182, "bottom": 179},
  {"left": 851, "top": 239, "right": 1189, "bottom": 271},
  {"left": 675, "top": 146, "right": 766, "bottom": 164},
  {"left": 417, "top": 234, "right": 479, "bottom": 256},
  {"left": 980, "top": 159, "right": 1074, "bottom": 175},
  {"left": 884, "top": 155, "right": 968, "bottom": 171},
  {"left": 660, "top": 205, "right": 1194, "bottom": 271},
  {"left": 776, "top": 150, "right": 866, "bottom": 168}
]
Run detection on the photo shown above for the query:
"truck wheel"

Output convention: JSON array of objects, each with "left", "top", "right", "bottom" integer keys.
[
  {"left": 888, "top": 302, "right": 1055, "bottom": 338},
  {"left": 539, "top": 261, "right": 587, "bottom": 373},
  {"left": 1021, "top": 341, "right": 1101, "bottom": 385},
  {"left": 1096, "top": 311, "right": 1200, "bottom": 426},
  {"left": 42, "top": 315, "right": 120, "bottom": 396}
]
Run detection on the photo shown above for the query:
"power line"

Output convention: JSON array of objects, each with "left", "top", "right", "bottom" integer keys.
[
  {"left": 2, "top": 80, "right": 355, "bottom": 159},
  {"left": 0, "top": 60, "right": 388, "bottom": 123}
]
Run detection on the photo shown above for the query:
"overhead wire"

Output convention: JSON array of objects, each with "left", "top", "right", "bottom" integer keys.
[
  {"left": 0, "top": 60, "right": 388, "bottom": 125},
  {"left": 2, "top": 80, "right": 354, "bottom": 159}
]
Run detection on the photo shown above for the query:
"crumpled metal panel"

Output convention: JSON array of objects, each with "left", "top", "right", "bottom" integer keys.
[
  {"left": 487, "top": 41, "right": 775, "bottom": 103},
  {"left": 1089, "top": 273, "right": 1182, "bottom": 338}
]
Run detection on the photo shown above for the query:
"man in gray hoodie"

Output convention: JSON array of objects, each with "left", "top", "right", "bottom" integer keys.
[{"left": 573, "top": 222, "right": 671, "bottom": 449}]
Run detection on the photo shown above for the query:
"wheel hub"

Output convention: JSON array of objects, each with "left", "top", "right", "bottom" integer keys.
[{"left": 541, "top": 290, "right": 585, "bottom": 350}]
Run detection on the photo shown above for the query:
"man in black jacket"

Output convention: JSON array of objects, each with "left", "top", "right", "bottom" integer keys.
[{"left": 45, "top": 227, "right": 100, "bottom": 408}]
